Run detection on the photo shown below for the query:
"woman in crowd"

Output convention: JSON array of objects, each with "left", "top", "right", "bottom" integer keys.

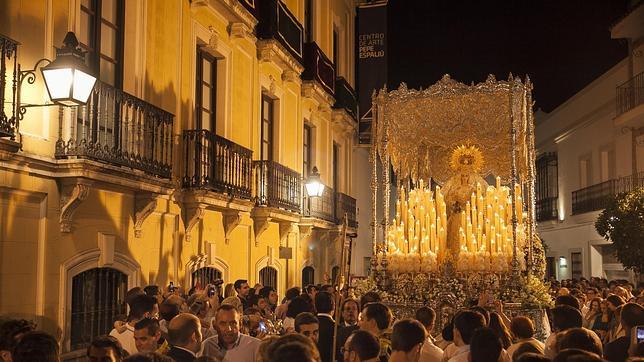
[{"left": 583, "top": 297, "right": 602, "bottom": 329}]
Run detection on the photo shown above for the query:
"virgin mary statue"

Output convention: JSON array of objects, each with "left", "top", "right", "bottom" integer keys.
[{"left": 441, "top": 145, "right": 488, "bottom": 258}]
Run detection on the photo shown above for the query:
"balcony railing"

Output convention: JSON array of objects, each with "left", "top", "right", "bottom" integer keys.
[
  {"left": 254, "top": 160, "right": 301, "bottom": 213},
  {"left": 572, "top": 172, "right": 644, "bottom": 215},
  {"left": 237, "top": 0, "right": 257, "bottom": 17},
  {"left": 302, "top": 41, "right": 335, "bottom": 97},
  {"left": 0, "top": 34, "right": 19, "bottom": 140},
  {"left": 55, "top": 81, "right": 174, "bottom": 178},
  {"left": 304, "top": 185, "right": 335, "bottom": 222},
  {"left": 616, "top": 71, "right": 644, "bottom": 117},
  {"left": 536, "top": 197, "right": 558, "bottom": 222},
  {"left": 257, "top": 0, "right": 303, "bottom": 63},
  {"left": 333, "top": 77, "right": 358, "bottom": 121},
  {"left": 336, "top": 192, "right": 358, "bottom": 228},
  {"left": 182, "top": 130, "right": 253, "bottom": 199}
]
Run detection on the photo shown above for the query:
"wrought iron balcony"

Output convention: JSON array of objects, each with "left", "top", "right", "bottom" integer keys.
[
  {"left": 333, "top": 77, "right": 358, "bottom": 121},
  {"left": 536, "top": 197, "right": 558, "bottom": 222},
  {"left": 616, "top": 71, "right": 644, "bottom": 117},
  {"left": 304, "top": 185, "right": 335, "bottom": 222},
  {"left": 302, "top": 41, "right": 335, "bottom": 97},
  {"left": 572, "top": 172, "right": 644, "bottom": 215},
  {"left": 254, "top": 160, "right": 301, "bottom": 213},
  {"left": 257, "top": 0, "right": 303, "bottom": 63},
  {"left": 55, "top": 81, "right": 174, "bottom": 179},
  {"left": 336, "top": 191, "right": 357, "bottom": 228},
  {"left": 182, "top": 129, "right": 253, "bottom": 200},
  {"left": 237, "top": 0, "right": 257, "bottom": 17},
  {"left": 0, "top": 34, "right": 19, "bottom": 140}
]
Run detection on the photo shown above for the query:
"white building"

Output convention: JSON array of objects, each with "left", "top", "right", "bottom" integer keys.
[{"left": 535, "top": 3, "right": 644, "bottom": 282}]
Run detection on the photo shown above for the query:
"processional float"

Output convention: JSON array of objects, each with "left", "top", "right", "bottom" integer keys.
[{"left": 361, "top": 74, "right": 551, "bottom": 336}]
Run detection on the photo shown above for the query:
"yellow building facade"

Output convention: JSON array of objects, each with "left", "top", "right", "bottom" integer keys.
[{"left": 0, "top": 0, "right": 358, "bottom": 357}]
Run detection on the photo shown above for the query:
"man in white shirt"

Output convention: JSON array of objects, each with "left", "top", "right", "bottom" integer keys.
[
  {"left": 414, "top": 307, "right": 443, "bottom": 362},
  {"left": 447, "top": 311, "right": 485, "bottom": 362},
  {"left": 109, "top": 294, "right": 158, "bottom": 356},
  {"left": 202, "top": 304, "right": 260, "bottom": 361}
]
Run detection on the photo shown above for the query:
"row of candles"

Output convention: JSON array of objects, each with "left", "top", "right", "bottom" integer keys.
[{"left": 387, "top": 177, "right": 526, "bottom": 259}]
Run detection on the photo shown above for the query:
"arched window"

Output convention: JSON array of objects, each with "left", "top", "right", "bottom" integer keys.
[
  {"left": 302, "top": 266, "right": 315, "bottom": 287},
  {"left": 71, "top": 267, "right": 128, "bottom": 350},
  {"left": 331, "top": 266, "right": 340, "bottom": 286},
  {"left": 191, "top": 267, "right": 223, "bottom": 288},
  {"left": 259, "top": 266, "right": 278, "bottom": 290}
]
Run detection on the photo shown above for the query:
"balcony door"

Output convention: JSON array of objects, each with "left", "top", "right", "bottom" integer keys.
[
  {"left": 261, "top": 95, "right": 274, "bottom": 161},
  {"left": 196, "top": 48, "right": 217, "bottom": 132}
]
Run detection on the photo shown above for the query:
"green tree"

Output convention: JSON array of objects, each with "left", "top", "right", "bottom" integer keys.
[{"left": 595, "top": 188, "right": 644, "bottom": 274}]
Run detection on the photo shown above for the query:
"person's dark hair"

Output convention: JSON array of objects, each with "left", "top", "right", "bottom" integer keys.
[
  {"left": 362, "top": 302, "right": 392, "bottom": 331},
  {"left": 441, "top": 316, "right": 455, "bottom": 342},
  {"left": 134, "top": 318, "right": 161, "bottom": 336},
  {"left": 619, "top": 302, "right": 644, "bottom": 329},
  {"left": 510, "top": 316, "right": 535, "bottom": 339},
  {"left": 391, "top": 319, "right": 426, "bottom": 352},
  {"left": 0, "top": 319, "right": 36, "bottom": 352},
  {"left": 265, "top": 333, "right": 320, "bottom": 362},
  {"left": 469, "top": 327, "right": 502, "bottom": 362},
  {"left": 126, "top": 287, "right": 146, "bottom": 307},
  {"left": 123, "top": 351, "right": 174, "bottom": 362},
  {"left": 12, "top": 331, "right": 59, "bottom": 362},
  {"left": 556, "top": 328, "right": 602, "bottom": 357},
  {"left": 129, "top": 294, "right": 158, "bottom": 321},
  {"left": 555, "top": 295, "right": 581, "bottom": 310},
  {"left": 347, "top": 330, "right": 380, "bottom": 360},
  {"left": 234, "top": 279, "right": 247, "bottom": 292},
  {"left": 454, "top": 310, "right": 486, "bottom": 345},
  {"left": 585, "top": 287, "right": 599, "bottom": 295},
  {"left": 605, "top": 294, "right": 625, "bottom": 308},
  {"left": 217, "top": 304, "right": 239, "bottom": 315},
  {"left": 287, "top": 296, "right": 315, "bottom": 318},
  {"left": 512, "top": 341, "right": 544, "bottom": 362},
  {"left": 551, "top": 348, "right": 602, "bottom": 362},
  {"left": 488, "top": 312, "right": 512, "bottom": 349},
  {"left": 341, "top": 299, "right": 359, "bottom": 312},
  {"left": 470, "top": 306, "right": 491, "bottom": 325},
  {"left": 244, "top": 307, "right": 262, "bottom": 316},
  {"left": 551, "top": 305, "right": 582, "bottom": 332},
  {"left": 259, "top": 286, "right": 275, "bottom": 299},
  {"left": 248, "top": 294, "right": 262, "bottom": 307},
  {"left": 515, "top": 352, "right": 550, "bottom": 362},
  {"left": 285, "top": 287, "right": 301, "bottom": 301},
  {"left": 87, "top": 335, "right": 124, "bottom": 360},
  {"left": 294, "top": 312, "right": 319, "bottom": 332},
  {"left": 159, "top": 302, "right": 180, "bottom": 322},
  {"left": 314, "top": 291, "right": 334, "bottom": 314},
  {"left": 305, "top": 284, "right": 318, "bottom": 295},
  {"left": 144, "top": 285, "right": 160, "bottom": 297},
  {"left": 359, "top": 291, "right": 381, "bottom": 310},
  {"left": 415, "top": 306, "right": 436, "bottom": 329}
]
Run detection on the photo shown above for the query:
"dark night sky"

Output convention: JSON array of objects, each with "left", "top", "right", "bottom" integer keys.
[{"left": 386, "top": 0, "right": 630, "bottom": 112}]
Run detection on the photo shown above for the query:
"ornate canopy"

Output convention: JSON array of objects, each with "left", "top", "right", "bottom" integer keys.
[{"left": 373, "top": 74, "right": 534, "bottom": 184}]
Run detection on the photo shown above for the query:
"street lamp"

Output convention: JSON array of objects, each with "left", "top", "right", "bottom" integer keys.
[
  {"left": 305, "top": 166, "right": 325, "bottom": 197},
  {"left": 16, "top": 32, "right": 96, "bottom": 120}
]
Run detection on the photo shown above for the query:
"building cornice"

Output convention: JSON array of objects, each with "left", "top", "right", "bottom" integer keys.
[
  {"left": 257, "top": 39, "right": 304, "bottom": 76},
  {"left": 190, "top": 0, "right": 258, "bottom": 31},
  {"left": 301, "top": 80, "right": 335, "bottom": 107}
]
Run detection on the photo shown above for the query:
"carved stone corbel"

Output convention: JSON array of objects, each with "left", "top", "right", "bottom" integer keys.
[
  {"left": 281, "top": 70, "right": 300, "bottom": 84},
  {"left": 208, "top": 26, "right": 220, "bottom": 50},
  {"left": 298, "top": 224, "right": 314, "bottom": 243},
  {"left": 278, "top": 222, "right": 294, "bottom": 246},
  {"left": 134, "top": 193, "right": 158, "bottom": 238},
  {"left": 59, "top": 181, "right": 91, "bottom": 233},
  {"left": 222, "top": 211, "right": 242, "bottom": 244},
  {"left": 253, "top": 216, "right": 271, "bottom": 244},
  {"left": 229, "top": 22, "right": 254, "bottom": 40},
  {"left": 183, "top": 204, "right": 206, "bottom": 242}
]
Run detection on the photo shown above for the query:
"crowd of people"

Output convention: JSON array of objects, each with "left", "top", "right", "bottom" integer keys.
[{"left": 1, "top": 276, "right": 644, "bottom": 362}]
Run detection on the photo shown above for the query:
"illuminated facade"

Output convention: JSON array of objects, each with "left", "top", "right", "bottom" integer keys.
[{"left": 0, "top": 0, "right": 358, "bottom": 357}]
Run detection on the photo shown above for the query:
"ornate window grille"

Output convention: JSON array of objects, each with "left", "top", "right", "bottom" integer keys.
[
  {"left": 70, "top": 267, "right": 127, "bottom": 350},
  {"left": 259, "top": 266, "right": 277, "bottom": 291},
  {"left": 191, "top": 267, "right": 223, "bottom": 288}
]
